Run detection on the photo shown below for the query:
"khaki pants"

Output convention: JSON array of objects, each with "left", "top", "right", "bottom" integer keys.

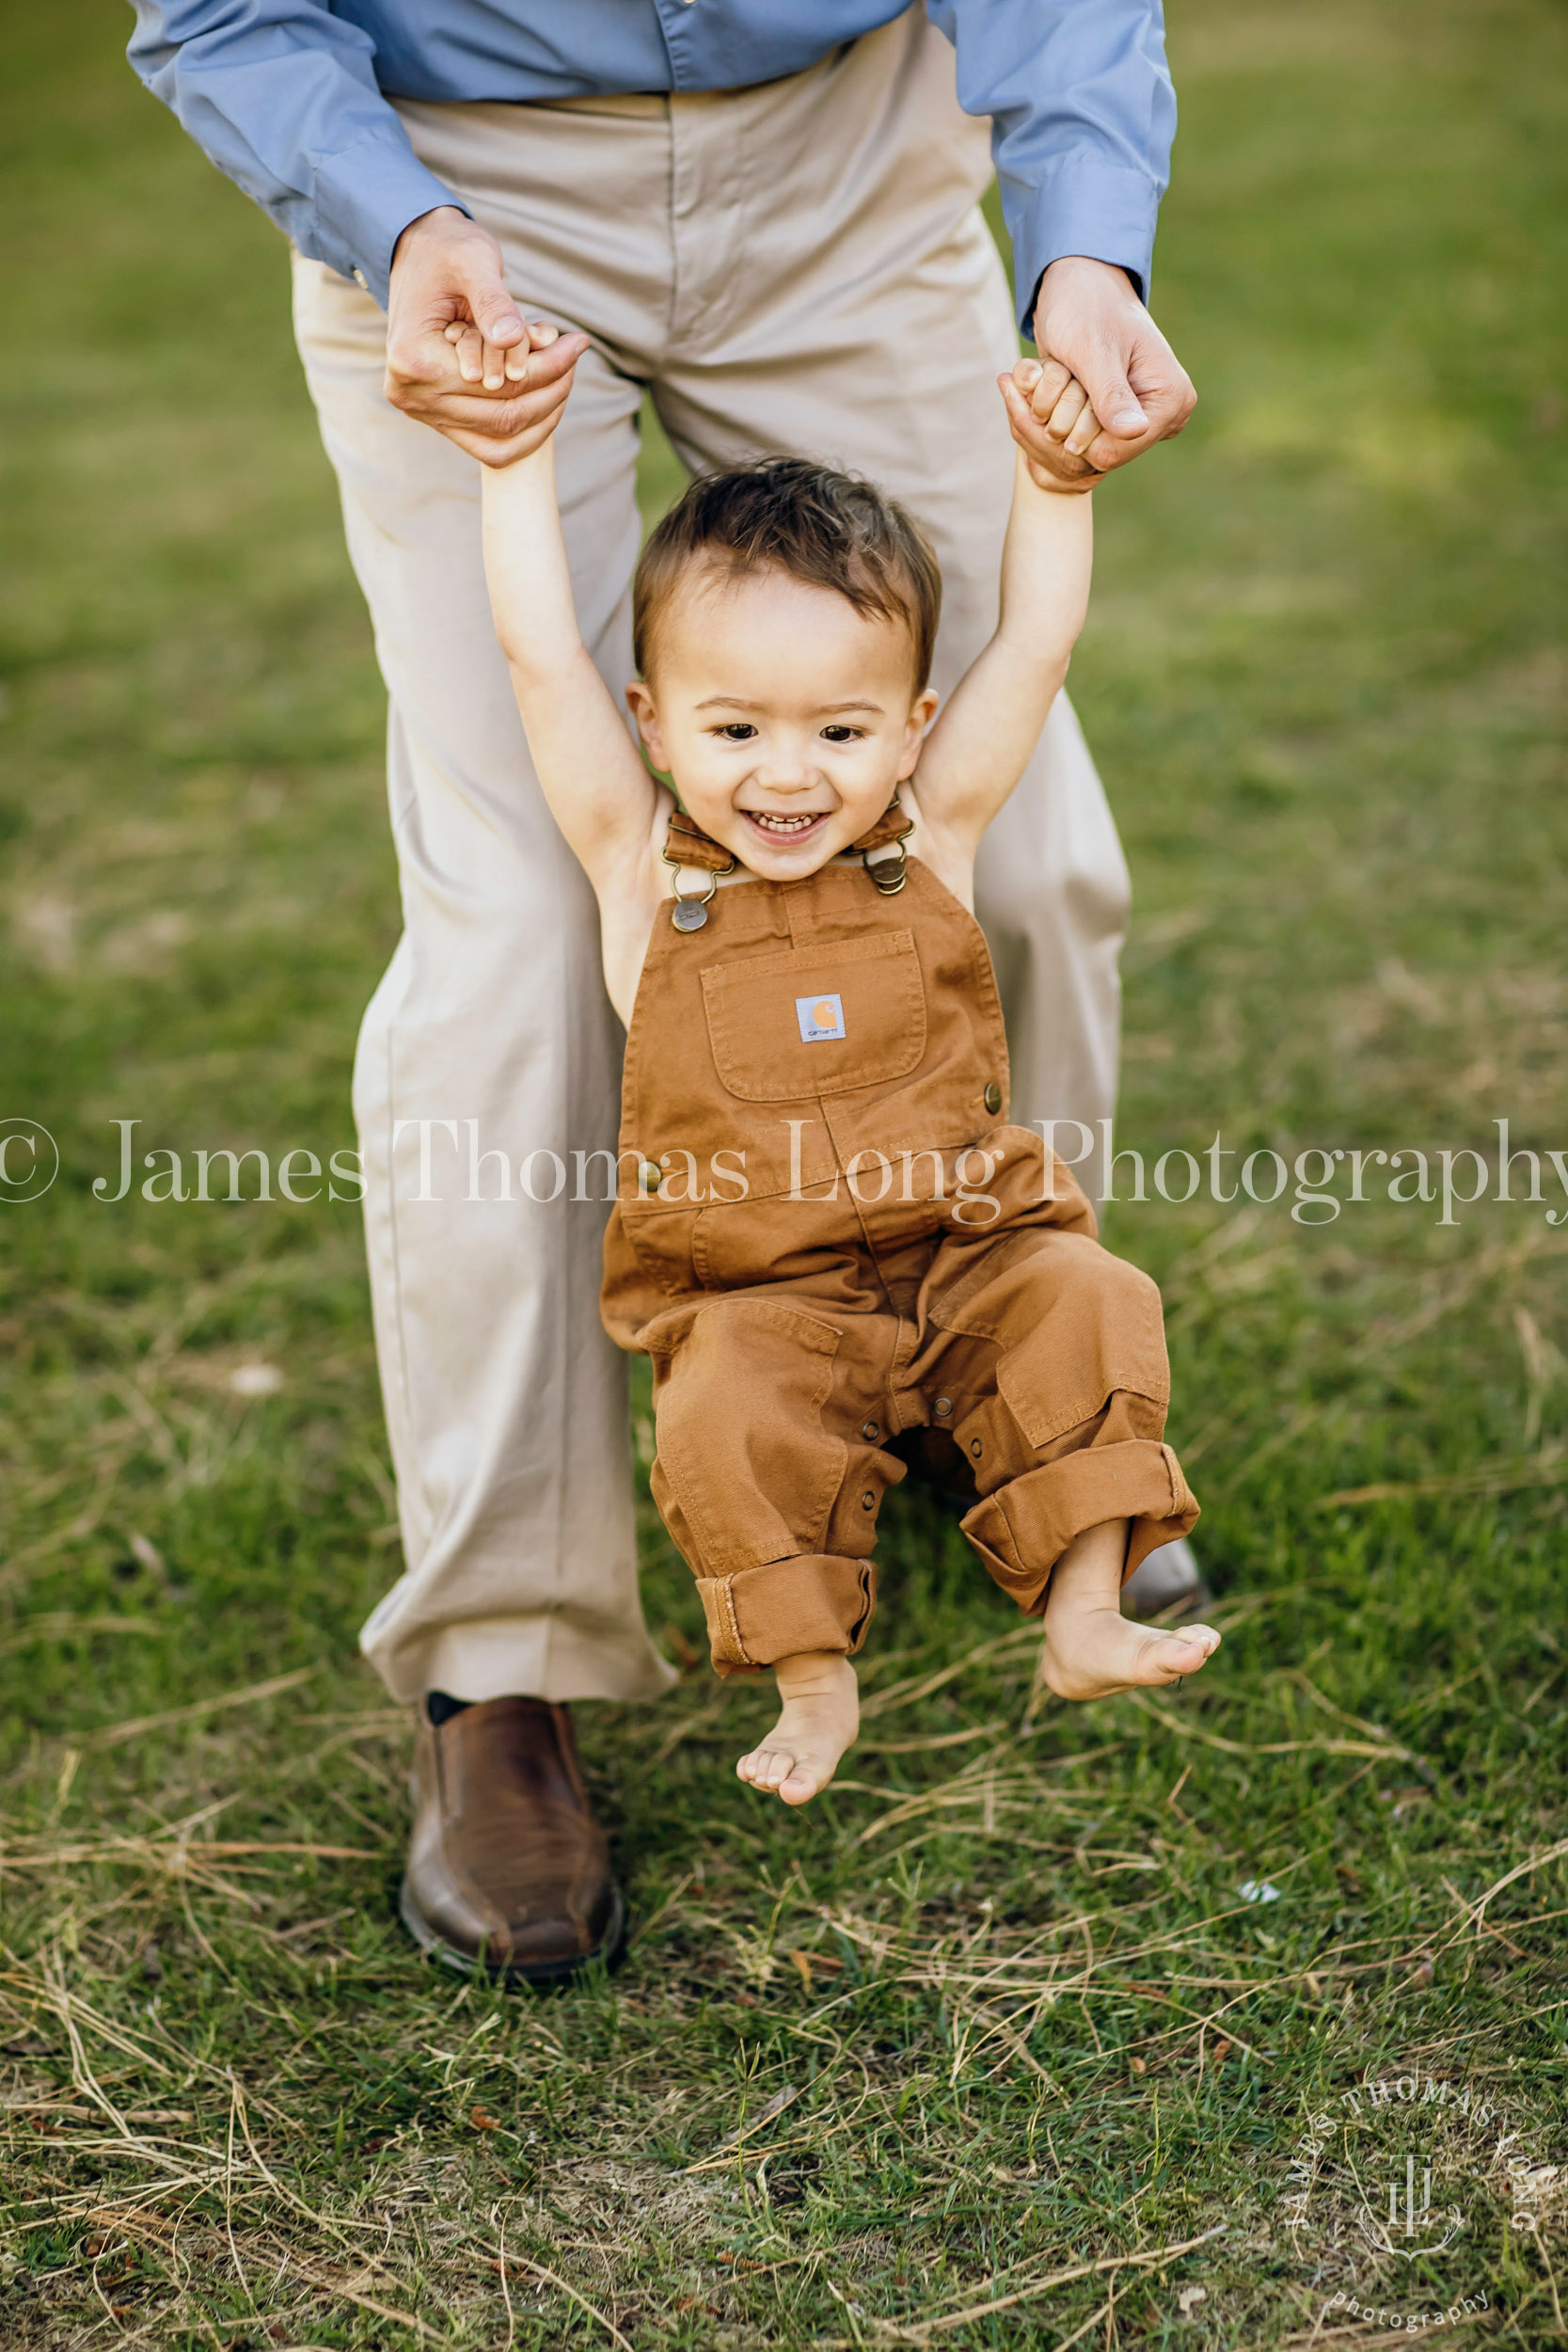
[{"left": 290, "top": 9, "right": 1132, "bottom": 1707}]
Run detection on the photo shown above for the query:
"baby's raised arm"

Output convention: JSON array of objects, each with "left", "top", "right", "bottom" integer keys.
[
  {"left": 911, "top": 359, "right": 1099, "bottom": 853},
  {"left": 479, "top": 342, "right": 662, "bottom": 904}
]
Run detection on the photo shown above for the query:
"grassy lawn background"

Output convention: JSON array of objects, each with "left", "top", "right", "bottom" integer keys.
[{"left": 1, "top": 0, "right": 1565, "bottom": 2344}]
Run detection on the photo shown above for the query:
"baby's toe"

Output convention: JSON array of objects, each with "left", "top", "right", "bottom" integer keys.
[{"left": 1149, "top": 1627, "right": 1219, "bottom": 1681}]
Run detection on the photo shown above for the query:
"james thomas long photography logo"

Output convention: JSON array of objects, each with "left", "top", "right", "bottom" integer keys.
[
  {"left": 6, "top": 1115, "right": 1568, "bottom": 1226},
  {"left": 1272, "top": 2058, "right": 1562, "bottom": 2335}
]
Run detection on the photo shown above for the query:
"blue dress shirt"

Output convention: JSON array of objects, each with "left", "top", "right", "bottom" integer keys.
[{"left": 127, "top": 1, "right": 1174, "bottom": 326}]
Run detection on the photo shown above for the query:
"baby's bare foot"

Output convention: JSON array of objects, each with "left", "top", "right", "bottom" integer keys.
[
  {"left": 736, "top": 1652, "right": 859, "bottom": 1806},
  {"left": 1039, "top": 1605, "right": 1220, "bottom": 1703}
]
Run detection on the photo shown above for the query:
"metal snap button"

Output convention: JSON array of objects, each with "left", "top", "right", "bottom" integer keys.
[
  {"left": 970, "top": 1438, "right": 983, "bottom": 1458},
  {"left": 983, "top": 1081, "right": 1002, "bottom": 1115},
  {"left": 934, "top": 1396, "right": 952, "bottom": 1417},
  {"left": 638, "top": 1160, "right": 662, "bottom": 1192},
  {"left": 862, "top": 1420, "right": 879, "bottom": 1441},
  {"left": 861, "top": 1489, "right": 876, "bottom": 1510}
]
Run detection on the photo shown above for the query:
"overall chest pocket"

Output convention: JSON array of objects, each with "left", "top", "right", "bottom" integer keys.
[{"left": 700, "top": 929, "right": 927, "bottom": 1103}]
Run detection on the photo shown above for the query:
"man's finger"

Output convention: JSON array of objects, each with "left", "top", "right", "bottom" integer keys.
[
  {"left": 1074, "top": 350, "right": 1148, "bottom": 441},
  {"left": 453, "top": 253, "right": 528, "bottom": 348},
  {"left": 505, "top": 328, "right": 588, "bottom": 390},
  {"left": 1082, "top": 369, "right": 1194, "bottom": 471}
]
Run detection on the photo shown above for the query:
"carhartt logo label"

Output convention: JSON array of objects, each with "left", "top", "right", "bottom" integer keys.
[{"left": 796, "top": 993, "right": 846, "bottom": 1042}]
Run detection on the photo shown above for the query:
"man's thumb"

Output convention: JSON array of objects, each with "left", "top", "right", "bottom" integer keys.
[
  {"left": 1082, "top": 356, "right": 1148, "bottom": 439},
  {"left": 459, "top": 254, "right": 526, "bottom": 345}
]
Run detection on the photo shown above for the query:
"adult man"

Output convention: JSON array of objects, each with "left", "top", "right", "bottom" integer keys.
[{"left": 130, "top": 1, "right": 1196, "bottom": 1983}]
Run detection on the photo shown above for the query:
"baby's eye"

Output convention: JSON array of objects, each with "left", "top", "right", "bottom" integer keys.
[
  {"left": 820, "top": 724, "right": 863, "bottom": 743},
  {"left": 714, "top": 723, "right": 757, "bottom": 741}
]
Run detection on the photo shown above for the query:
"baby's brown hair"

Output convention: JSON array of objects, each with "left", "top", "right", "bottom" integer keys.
[{"left": 632, "top": 457, "right": 942, "bottom": 690}]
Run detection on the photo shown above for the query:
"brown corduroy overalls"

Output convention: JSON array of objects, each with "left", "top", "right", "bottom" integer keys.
[{"left": 602, "top": 803, "right": 1198, "bottom": 1676}]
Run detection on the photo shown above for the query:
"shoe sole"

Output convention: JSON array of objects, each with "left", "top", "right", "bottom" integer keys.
[{"left": 398, "top": 1876, "right": 626, "bottom": 1988}]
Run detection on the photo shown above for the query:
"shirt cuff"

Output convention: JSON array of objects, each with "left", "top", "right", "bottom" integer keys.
[
  {"left": 1005, "top": 163, "right": 1161, "bottom": 338},
  {"left": 309, "top": 133, "right": 471, "bottom": 308}
]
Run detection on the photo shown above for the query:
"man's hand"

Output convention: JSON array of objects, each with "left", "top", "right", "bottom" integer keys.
[
  {"left": 1022, "top": 255, "right": 1196, "bottom": 486},
  {"left": 385, "top": 207, "right": 588, "bottom": 467}
]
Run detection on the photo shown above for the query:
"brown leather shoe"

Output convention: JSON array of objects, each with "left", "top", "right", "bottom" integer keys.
[{"left": 400, "top": 1695, "right": 625, "bottom": 1984}]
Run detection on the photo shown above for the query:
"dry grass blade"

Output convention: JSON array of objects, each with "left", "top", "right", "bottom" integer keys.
[
  {"left": 2, "top": 1963, "right": 178, "bottom": 2082},
  {"left": 87, "top": 1666, "right": 315, "bottom": 1746},
  {"left": 492, "top": 2253, "right": 635, "bottom": 2351},
  {"left": 857, "top": 1721, "right": 1006, "bottom": 1756},
  {"left": 858, "top": 1626, "right": 1039, "bottom": 1721},
  {"left": 1317, "top": 1457, "right": 1568, "bottom": 1506},
  {"left": 0, "top": 1837, "right": 382, "bottom": 1870},
  {"left": 286, "top": 2260, "right": 457, "bottom": 2344},
  {"left": 868, "top": 2224, "right": 1227, "bottom": 2341},
  {"left": 1447, "top": 1837, "right": 1568, "bottom": 1934},
  {"left": 683, "top": 2080, "right": 803, "bottom": 2169},
  {"left": 1120, "top": 1692, "right": 1415, "bottom": 1763},
  {"left": 0, "top": 1613, "right": 166, "bottom": 1660}
]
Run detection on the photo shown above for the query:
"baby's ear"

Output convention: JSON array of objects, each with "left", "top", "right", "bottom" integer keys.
[{"left": 625, "top": 680, "right": 666, "bottom": 765}]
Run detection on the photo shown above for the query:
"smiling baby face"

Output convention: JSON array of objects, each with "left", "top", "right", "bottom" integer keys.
[
  {"left": 625, "top": 458, "right": 942, "bottom": 881},
  {"left": 626, "top": 563, "right": 936, "bottom": 880}
]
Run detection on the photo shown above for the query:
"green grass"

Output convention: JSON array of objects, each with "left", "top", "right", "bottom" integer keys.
[{"left": 2, "top": 0, "right": 1567, "bottom": 2343}]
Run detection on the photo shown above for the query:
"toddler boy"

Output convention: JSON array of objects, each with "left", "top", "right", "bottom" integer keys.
[{"left": 475, "top": 320, "right": 1216, "bottom": 1804}]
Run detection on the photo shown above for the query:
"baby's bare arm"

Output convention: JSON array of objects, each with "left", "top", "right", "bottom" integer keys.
[
  {"left": 912, "top": 361, "right": 1098, "bottom": 853},
  {"left": 480, "top": 400, "right": 659, "bottom": 902}
]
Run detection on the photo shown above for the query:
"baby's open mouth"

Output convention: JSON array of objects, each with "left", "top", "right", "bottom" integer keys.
[{"left": 741, "top": 809, "right": 828, "bottom": 839}]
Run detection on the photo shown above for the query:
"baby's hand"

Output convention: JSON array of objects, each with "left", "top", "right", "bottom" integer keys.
[
  {"left": 998, "top": 357, "right": 1103, "bottom": 492},
  {"left": 444, "top": 312, "right": 571, "bottom": 394},
  {"left": 443, "top": 313, "right": 585, "bottom": 466}
]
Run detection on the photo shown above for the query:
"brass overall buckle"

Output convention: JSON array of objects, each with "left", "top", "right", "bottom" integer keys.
[
  {"left": 661, "top": 838, "right": 736, "bottom": 932},
  {"left": 862, "top": 811, "right": 915, "bottom": 897}
]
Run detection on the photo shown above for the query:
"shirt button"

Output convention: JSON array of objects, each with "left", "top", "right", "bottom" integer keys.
[
  {"left": 352, "top": 267, "right": 369, "bottom": 290},
  {"left": 638, "top": 1160, "right": 662, "bottom": 1193},
  {"left": 862, "top": 1420, "right": 879, "bottom": 1441},
  {"left": 983, "top": 1081, "right": 1002, "bottom": 1115}
]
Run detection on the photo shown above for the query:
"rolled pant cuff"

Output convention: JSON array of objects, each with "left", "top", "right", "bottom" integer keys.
[
  {"left": 961, "top": 1441, "right": 1198, "bottom": 1614},
  {"left": 696, "top": 1554, "right": 876, "bottom": 1677}
]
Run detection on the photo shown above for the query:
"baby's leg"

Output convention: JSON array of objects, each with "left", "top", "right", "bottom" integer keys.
[
  {"left": 644, "top": 1295, "right": 898, "bottom": 1802},
  {"left": 1039, "top": 1519, "right": 1219, "bottom": 1701},
  {"left": 736, "top": 1651, "right": 860, "bottom": 1805}
]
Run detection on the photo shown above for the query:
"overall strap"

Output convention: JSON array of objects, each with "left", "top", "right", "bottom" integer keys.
[
  {"left": 665, "top": 797, "right": 911, "bottom": 866},
  {"left": 853, "top": 799, "right": 913, "bottom": 856},
  {"left": 663, "top": 806, "right": 738, "bottom": 875},
  {"left": 855, "top": 796, "right": 915, "bottom": 895},
  {"left": 660, "top": 797, "right": 913, "bottom": 929}
]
